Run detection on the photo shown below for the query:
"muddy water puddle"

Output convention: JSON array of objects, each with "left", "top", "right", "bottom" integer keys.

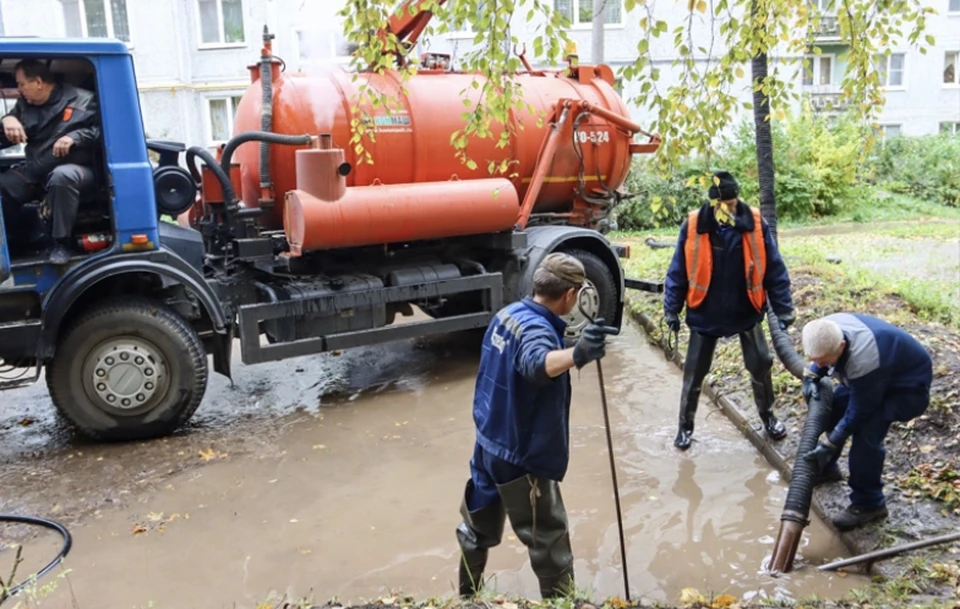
[{"left": 2, "top": 322, "right": 862, "bottom": 607}]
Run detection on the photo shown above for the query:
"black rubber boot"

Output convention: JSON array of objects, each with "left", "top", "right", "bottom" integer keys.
[
  {"left": 675, "top": 331, "right": 718, "bottom": 450},
  {"left": 455, "top": 480, "right": 506, "bottom": 598},
  {"left": 496, "top": 475, "right": 575, "bottom": 600},
  {"left": 832, "top": 504, "right": 889, "bottom": 532},
  {"left": 740, "top": 325, "right": 786, "bottom": 441}
]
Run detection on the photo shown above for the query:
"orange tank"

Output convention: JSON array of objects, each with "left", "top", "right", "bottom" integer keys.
[
  {"left": 284, "top": 178, "right": 520, "bottom": 255},
  {"left": 231, "top": 64, "right": 636, "bottom": 232}
]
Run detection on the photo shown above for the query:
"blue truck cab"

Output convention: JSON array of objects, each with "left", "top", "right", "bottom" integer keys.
[{"left": 0, "top": 38, "right": 229, "bottom": 440}]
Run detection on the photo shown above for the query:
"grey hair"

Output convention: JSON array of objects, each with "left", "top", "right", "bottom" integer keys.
[{"left": 801, "top": 318, "right": 844, "bottom": 359}]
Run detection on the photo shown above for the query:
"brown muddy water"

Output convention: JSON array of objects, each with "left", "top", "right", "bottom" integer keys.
[{"left": 1, "top": 320, "right": 863, "bottom": 608}]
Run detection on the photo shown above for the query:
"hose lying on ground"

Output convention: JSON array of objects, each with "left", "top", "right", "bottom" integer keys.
[{"left": 0, "top": 515, "right": 72, "bottom": 605}]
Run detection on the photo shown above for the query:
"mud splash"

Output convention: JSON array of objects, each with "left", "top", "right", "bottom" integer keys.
[{"left": 2, "top": 322, "right": 861, "bottom": 607}]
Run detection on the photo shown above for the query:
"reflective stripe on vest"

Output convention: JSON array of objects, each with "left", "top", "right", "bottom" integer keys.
[{"left": 683, "top": 206, "right": 767, "bottom": 312}]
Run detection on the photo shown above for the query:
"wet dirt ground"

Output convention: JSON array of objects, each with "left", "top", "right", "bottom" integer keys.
[{"left": 1, "top": 320, "right": 863, "bottom": 608}]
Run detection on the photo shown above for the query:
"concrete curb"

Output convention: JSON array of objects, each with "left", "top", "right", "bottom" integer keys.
[{"left": 626, "top": 306, "right": 879, "bottom": 571}]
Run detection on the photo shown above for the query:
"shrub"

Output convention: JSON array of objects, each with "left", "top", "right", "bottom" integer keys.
[
  {"left": 866, "top": 133, "right": 960, "bottom": 207},
  {"left": 616, "top": 157, "right": 705, "bottom": 230}
]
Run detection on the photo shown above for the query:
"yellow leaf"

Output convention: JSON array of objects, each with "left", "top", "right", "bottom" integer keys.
[
  {"left": 712, "top": 594, "right": 737, "bottom": 608},
  {"left": 736, "top": 67, "right": 745, "bottom": 78},
  {"left": 696, "top": 0, "right": 707, "bottom": 13},
  {"left": 680, "top": 588, "right": 706, "bottom": 607},
  {"left": 919, "top": 445, "right": 934, "bottom": 453}
]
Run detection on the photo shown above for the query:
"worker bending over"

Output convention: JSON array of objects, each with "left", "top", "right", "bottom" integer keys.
[
  {"left": 455, "top": 253, "right": 618, "bottom": 599},
  {"left": 0, "top": 59, "right": 101, "bottom": 264},
  {"left": 801, "top": 313, "right": 932, "bottom": 531},
  {"left": 663, "top": 171, "right": 795, "bottom": 450}
]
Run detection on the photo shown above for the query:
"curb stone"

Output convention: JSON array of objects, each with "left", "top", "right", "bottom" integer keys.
[{"left": 626, "top": 306, "right": 898, "bottom": 579}]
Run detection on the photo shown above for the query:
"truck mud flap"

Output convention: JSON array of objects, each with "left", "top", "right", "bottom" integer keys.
[{"left": 237, "top": 273, "right": 504, "bottom": 364}]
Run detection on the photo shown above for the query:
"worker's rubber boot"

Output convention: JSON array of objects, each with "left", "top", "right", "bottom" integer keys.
[
  {"left": 496, "top": 475, "right": 575, "bottom": 600},
  {"left": 752, "top": 377, "right": 787, "bottom": 441},
  {"left": 455, "top": 480, "right": 506, "bottom": 598},
  {"left": 675, "top": 331, "right": 717, "bottom": 450},
  {"left": 832, "top": 504, "right": 889, "bottom": 532}
]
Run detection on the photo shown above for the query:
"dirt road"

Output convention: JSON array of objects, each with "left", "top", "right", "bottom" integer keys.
[{"left": 1, "top": 320, "right": 861, "bottom": 608}]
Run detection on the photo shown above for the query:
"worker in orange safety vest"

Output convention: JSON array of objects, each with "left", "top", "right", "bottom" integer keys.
[{"left": 663, "top": 171, "right": 796, "bottom": 450}]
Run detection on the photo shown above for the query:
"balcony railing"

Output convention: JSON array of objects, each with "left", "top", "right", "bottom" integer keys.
[
  {"left": 811, "top": 13, "right": 841, "bottom": 39},
  {"left": 804, "top": 91, "right": 851, "bottom": 113}
]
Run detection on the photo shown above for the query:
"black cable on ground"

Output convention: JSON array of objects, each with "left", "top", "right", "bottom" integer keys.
[{"left": 0, "top": 515, "right": 72, "bottom": 604}]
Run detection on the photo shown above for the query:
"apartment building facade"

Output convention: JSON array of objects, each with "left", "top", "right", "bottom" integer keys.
[{"left": 0, "top": 0, "right": 956, "bottom": 149}]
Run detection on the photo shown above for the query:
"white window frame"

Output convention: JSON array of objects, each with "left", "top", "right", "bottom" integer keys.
[
  {"left": 801, "top": 53, "right": 835, "bottom": 88},
  {"left": 204, "top": 94, "right": 245, "bottom": 147},
  {"left": 880, "top": 124, "right": 902, "bottom": 140},
  {"left": 63, "top": 0, "right": 133, "bottom": 47},
  {"left": 555, "top": 0, "right": 625, "bottom": 31},
  {"left": 808, "top": 0, "right": 835, "bottom": 12},
  {"left": 874, "top": 52, "right": 906, "bottom": 90},
  {"left": 293, "top": 29, "right": 353, "bottom": 71},
  {"left": 944, "top": 51, "right": 959, "bottom": 87},
  {"left": 197, "top": 0, "right": 246, "bottom": 50},
  {"left": 939, "top": 122, "right": 960, "bottom": 135}
]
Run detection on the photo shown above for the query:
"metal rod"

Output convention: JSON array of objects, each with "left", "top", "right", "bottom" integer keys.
[
  {"left": 578, "top": 286, "right": 630, "bottom": 600},
  {"left": 818, "top": 531, "right": 960, "bottom": 572},
  {"left": 516, "top": 103, "right": 571, "bottom": 230}
]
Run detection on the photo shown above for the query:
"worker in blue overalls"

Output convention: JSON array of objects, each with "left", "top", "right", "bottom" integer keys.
[
  {"left": 455, "top": 252, "right": 618, "bottom": 600},
  {"left": 801, "top": 313, "right": 932, "bottom": 531}
]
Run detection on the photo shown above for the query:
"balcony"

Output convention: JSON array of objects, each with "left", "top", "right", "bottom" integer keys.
[
  {"left": 810, "top": 13, "right": 842, "bottom": 42},
  {"left": 804, "top": 91, "right": 852, "bottom": 114}
]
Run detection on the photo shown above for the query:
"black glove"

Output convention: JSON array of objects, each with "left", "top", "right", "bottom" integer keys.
[
  {"left": 778, "top": 311, "right": 795, "bottom": 331},
  {"left": 802, "top": 438, "right": 838, "bottom": 474},
  {"left": 664, "top": 310, "right": 680, "bottom": 333},
  {"left": 802, "top": 371, "right": 822, "bottom": 402},
  {"left": 572, "top": 317, "right": 620, "bottom": 368}
]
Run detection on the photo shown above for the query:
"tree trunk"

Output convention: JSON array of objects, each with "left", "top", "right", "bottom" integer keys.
[{"left": 751, "top": 2, "right": 778, "bottom": 244}]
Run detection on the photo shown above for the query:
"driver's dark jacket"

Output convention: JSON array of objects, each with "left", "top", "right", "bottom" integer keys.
[{"left": 0, "top": 83, "right": 101, "bottom": 184}]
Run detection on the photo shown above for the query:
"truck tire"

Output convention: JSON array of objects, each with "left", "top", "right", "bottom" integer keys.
[
  {"left": 46, "top": 298, "right": 208, "bottom": 442},
  {"left": 560, "top": 248, "right": 619, "bottom": 341}
]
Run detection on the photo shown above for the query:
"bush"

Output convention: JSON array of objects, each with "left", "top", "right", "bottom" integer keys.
[
  {"left": 866, "top": 133, "right": 960, "bottom": 207},
  {"left": 615, "top": 107, "right": 877, "bottom": 228}
]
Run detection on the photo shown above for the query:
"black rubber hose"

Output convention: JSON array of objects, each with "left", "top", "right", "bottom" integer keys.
[
  {"left": 765, "top": 304, "right": 806, "bottom": 379},
  {"left": 184, "top": 148, "right": 203, "bottom": 184},
  {"left": 780, "top": 380, "right": 834, "bottom": 524},
  {"left": 0, "top": 514, "right": 72, "bottom": 604},
  {"left": 187, "top": 146, "right": 237, "bottom": 206},
  {"left": 219, "top": 131, "right": 313, "bottom": 178},
  {"left": 644, "top": 237, "right": 676, "bottom": 250}
]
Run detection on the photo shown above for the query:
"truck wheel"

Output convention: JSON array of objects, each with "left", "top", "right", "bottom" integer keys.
[
  {"left": 560, "top": 249, "right": 619, "bottom": 341},
  {"left": 46, "top": 299, "right": 208, "bottom": 442}
]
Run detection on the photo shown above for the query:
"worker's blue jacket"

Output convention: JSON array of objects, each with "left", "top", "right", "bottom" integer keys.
[
  {"left": 473, "top": 297, "right": 572, "bottom": 482},
  {"left": 810, "top": 313, "right": 932, "bottom": 446},
  {"left": 663, "top": 201, "right": 794, "bottom": 337}
]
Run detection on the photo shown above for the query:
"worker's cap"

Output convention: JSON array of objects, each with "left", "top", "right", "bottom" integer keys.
[{"left": 535, "top": 252, "right": 586, "bottom": 288}]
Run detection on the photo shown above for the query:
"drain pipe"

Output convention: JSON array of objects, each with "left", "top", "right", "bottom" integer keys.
[
  {"left": 259, "top": 26, "right": 276, "bottom": 210},
  {"left": 765, "top": 305, "right": 834, "bottom": 574}
]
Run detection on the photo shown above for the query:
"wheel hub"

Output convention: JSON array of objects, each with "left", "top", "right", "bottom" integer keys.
[
  {"left": 86, "top": 338, "right": 168, "bottom": 415},
  {"left": 562, "top": 279, "right": 601, "bottom": 340}
]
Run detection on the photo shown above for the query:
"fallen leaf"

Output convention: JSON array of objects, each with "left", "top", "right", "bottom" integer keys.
[
  {"left": 919, "top": 445, "right": 935, "bottom": 453},
  {"left": 18, "top": 417, "right": 34, "bottom": 426},
  {"left": 147, "top": 511, "right": 164, "bottom": 522},
  {"left": 680, "top": 587, "right": 705, "bottom": 607},
  {"left": 132, "top": 524, "right": 147, "bottom": 535},
  {"left": 313, "top": 444, "right": 327, "bottom": 450},
  {"left": 712, "top": 594, "right": 737, "bottom": 608},
  {"left": 837, "top": 570, "right": 848, "bottom": 578}
]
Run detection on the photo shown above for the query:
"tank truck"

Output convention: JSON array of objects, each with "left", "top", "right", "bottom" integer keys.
[{"left": 0, "top": 0, "right": 661, "bottom": 441}]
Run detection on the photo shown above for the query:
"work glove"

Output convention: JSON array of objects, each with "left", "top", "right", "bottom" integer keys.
[
  {"left": 664, "top": 310, "right": 681, "bottom": 333},
  {"left": 802, "top": 370, "right": 822, "bottom": 403},
  {"left": 778, "top": 311, "right": 795, "bottom": 331},
  {"left": 572, "top": 317, "right": 620, "bottom": 369},
  {"left": 802, "top": 436, "right": 838, "bottom": 474}
]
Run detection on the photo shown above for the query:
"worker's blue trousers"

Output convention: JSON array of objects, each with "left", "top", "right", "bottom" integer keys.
[{"left": 825, "top": 384, "right": 929, "bottom": 509}]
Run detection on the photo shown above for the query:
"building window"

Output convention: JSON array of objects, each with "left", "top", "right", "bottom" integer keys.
[
  {"left": 443, "top": 1, "right": 486, "bottom": 34},
  {"left": 207, "top": 95, "right": 243, "bottom": 144},
  {"left": 802, "top": 55, "right": 833, "bottom": 86},
  {"left": 950, "top": 0, "right": 960, "bottom": 13},
  {"left": 554, "top": 0, "right": 623, "bottom": 27},
  {"left": 945, "top": 52, "right": 959, "bottom": 85},
  {"left": 294, "top": 29, "right": 353, "bottom": 69},
  {"left": 809, "top": 0, "right": 835, "bottom": 11},
  {"left": 940, "top": 122, "right": 960, "bottom": 135},
  {"left": 880, "top": 124, "right": 901, "bottom": 139},
  {"left": 198, "top": 0, "right": 245, "bottom": 46},
  {"left": 874, "top": 53, "right": 905, "bottom": 88},
  {"left": 62, "top": 0, "right": 131, "bottom": 43}
]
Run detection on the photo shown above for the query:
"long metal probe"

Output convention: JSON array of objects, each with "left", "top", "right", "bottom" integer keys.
[{"left": 577, "top": 287, "right": 630, "bottom": 600}]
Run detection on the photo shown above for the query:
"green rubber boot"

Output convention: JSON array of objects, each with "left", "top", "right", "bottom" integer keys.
[
  {"left": 455, "top": 480, "right": 506, "bottom": 598},
  {"left": 496, "top": 474, "right": 575, "bottom": 600}
]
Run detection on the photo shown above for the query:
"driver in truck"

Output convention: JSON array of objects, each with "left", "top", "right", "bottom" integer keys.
[{"left": 0, "top": 58, "right": 102, "bottom": 264}]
